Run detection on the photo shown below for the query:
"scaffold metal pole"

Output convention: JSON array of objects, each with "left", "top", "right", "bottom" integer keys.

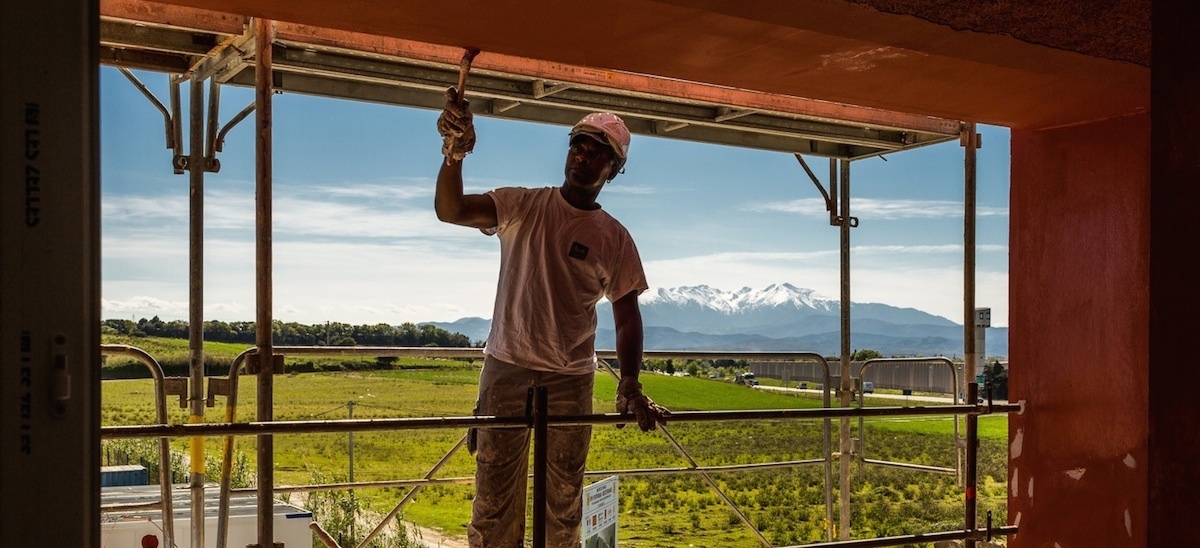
[
  {"left": 253, "top": 16, "right": 276, "bottom": 548},
  {"left": 102, "top": 403, "right": 1018, "bottom": 439},
  {"left": 186, "top": 69, "right": 207, "bottom": 548},
  {"left": 837, "top": 157, "right": 853, "bottom": 540},
  {"left": 961, "top": 121, "right": 979, "bottom": 547}
]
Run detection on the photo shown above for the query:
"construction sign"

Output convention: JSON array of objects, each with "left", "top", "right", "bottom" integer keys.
[{"left": 581, "top": 476, "right": 619, "bottom": 547}]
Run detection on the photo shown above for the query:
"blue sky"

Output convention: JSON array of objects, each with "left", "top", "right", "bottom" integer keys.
[{"left": 100, "top": 66, "right": 1010, "bottom": 327}]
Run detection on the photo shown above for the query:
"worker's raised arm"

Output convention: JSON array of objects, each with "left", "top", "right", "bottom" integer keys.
[
  {"left": 436, "top": 158, "right": 496, "bottom": 228},
  {"left": 434, "top": 89, "right": 497, "bottom": 228}
]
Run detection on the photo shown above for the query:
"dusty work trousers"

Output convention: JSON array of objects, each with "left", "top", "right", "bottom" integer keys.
[{"left": 468, "top": 356, "right": 594, "bottom": 548}]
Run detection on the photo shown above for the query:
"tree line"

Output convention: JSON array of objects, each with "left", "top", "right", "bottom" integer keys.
[{"left": 101, "top": 316, "right": 478, "bottom": 348}]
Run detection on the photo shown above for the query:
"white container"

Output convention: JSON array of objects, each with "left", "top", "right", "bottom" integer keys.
[{"left": 101, "top": 484, "right": 312, "bottom": 548}]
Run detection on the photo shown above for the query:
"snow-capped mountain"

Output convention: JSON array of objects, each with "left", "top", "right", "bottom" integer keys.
[
  {"left": 642, "top": 283, "right": 838, "bottom": 314},
  {"left": 619, "top": 283, "right": 957, "bottom": 339},
  {"left": 423, "top": 284, "right": 1007, "bottom": 358}
]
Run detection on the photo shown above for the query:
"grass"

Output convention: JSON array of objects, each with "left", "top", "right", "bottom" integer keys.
[
  {"left": 100, "top": 337, "right": 1010, "bottom": 547},
  {"left": 102, "top": 334, "right": 252, "bottom": 358},
  {"left": 100, "top": 334, "right": 470, "bottom": 378},
  {"left": 633, "top": 375, "right": 1008, "bottom": 441}
]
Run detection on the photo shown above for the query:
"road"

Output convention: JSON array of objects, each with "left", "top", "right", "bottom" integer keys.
[{"left": 756, "top": 385, "right": 1009, "bottom": 405}]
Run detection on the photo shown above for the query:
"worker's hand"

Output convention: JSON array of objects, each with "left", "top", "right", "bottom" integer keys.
[
  {"left": 438, "top": 86, "right": 475, "bottom": 160},
  {"left": 615, "top": 377, "right": 670, "bottom": 432}
]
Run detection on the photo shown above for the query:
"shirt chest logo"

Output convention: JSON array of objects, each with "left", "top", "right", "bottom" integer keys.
[{"left": 568, "top": 241, "right": 589, "bottom": 260}]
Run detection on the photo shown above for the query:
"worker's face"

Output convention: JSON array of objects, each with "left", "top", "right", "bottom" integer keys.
[{"left": 564, "top": 135, "right": 619, "bottom": 190}]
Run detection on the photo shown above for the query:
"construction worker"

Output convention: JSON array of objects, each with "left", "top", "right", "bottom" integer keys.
[{"left": 435, "top": 89, "right": 669, "bottom": 548}]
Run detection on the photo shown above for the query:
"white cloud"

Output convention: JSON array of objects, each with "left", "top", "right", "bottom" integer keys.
[
  {"left": 101, "top": 234, "right": 189, "bottom": 261},
  {"left": 602, "top": 184, "right": 657, "bottom": 195},
  {"left": 100, "top": 293, "right": 250, "bottom": 320},
  {"left": 101, "top": 236, "right": 501, "bottom": 324},
  {"left": 101, "top": 198, "right": 1008, "bottom": 326},
  {"left": 853, "top": 243, "right": 1008, "bottom": 256},
  {"left": 101, "top": 195, "right": 188, "bottom": 222},
  {"left": 319, "top": 181, "right": 434, "bottom": 200},
  {"left": 102, "top": 184, "right": 490, "bottom": 244},
  {"left": 101, "top": 295, "right": 187, "bottom": 317},
  {"left": 100, "top": 228, "right": 1008, "bottom": 325},
  {"left": 746, "top": 197, "right": 1008, "bottom": 220}
]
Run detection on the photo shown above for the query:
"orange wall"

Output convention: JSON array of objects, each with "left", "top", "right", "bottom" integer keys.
[{"left": 1008, "top": 113, "right": 1150, "bottom": 546}]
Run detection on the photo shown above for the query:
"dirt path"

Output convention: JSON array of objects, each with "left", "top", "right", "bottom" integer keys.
[{"left": 409, "top": 523, "right": 469, "bottom": 548}]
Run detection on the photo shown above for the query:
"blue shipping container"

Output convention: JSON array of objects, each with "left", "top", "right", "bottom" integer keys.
[{"left": 101, "top": 464, "right": 148, "bottom": 487}]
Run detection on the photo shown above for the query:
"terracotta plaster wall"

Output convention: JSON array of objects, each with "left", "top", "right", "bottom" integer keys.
[{"left": 1008, "top": 113, "right": 1150, "bottom": 546}]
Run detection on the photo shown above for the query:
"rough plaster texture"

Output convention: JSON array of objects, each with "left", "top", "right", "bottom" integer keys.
[
  {"left": 1009, "top": 113, "right": 1150, "bottom": 546},
  {"left": 848, "top": 0, "right": 1149, "bottom": 66}
]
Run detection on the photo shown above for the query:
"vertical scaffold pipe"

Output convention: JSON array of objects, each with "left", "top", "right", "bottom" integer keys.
[
  {"left": 823, "top": 158, "right": 836, "bottom": 542},
  {"left": 170, "top": 77, "right": 183, "bottom": 173},
  {"left": 532, "top": 387, "right": 549, "bottom": 548},
  {"left": 205, "top": 77, "right": 221, "bottom": 166},
  {"left": 962, "top": 121, "right": 979, "bottom": 547},
  {"left": 837, "top": 158, "right": 852, "bottom": 540},
  {"left": 822, "top": 368, "right": 834, "bottom": 541},
  {"left": 187, "top": 72, "right": 207, "bottom": 548},
  {"left": 254, "top": 17, "right": 277, "bottom": 548},
  {"left": 216, "top": 351, "right": 249, "bottom": 548}
]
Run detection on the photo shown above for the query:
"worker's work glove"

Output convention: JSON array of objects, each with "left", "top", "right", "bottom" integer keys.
[
  {"left": 437, "top": 86, "right": 475, "bottom": 162},
  {"left": 615, "top": 377, "right": 670, "bottom": 432}
]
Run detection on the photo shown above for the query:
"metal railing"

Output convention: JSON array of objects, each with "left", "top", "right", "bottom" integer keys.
[
  {"left": 858, "top": 357, "right": 963, "bottom": 479},
  {"left": 99, "top": 345, "right": 176, "bottom": 548},
  {"left": 99, "top": 344, "right": 1020, "bottom": 548}
]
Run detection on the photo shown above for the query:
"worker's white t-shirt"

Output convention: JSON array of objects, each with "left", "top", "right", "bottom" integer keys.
[{"left": 483, "top": 186, "right": 647, "bottom": 374}]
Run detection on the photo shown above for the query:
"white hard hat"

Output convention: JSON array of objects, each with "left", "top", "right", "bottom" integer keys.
[{"left": 569, "top": 112, "right": 630, "bottom": 159}]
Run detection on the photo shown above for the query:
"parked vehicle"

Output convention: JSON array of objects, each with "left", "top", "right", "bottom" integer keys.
[{"left": 959, "top": 392, "right": 986, "bottom": 404}]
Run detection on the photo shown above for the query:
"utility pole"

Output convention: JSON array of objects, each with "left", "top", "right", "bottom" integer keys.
[
  {"left": 348, "top": 399, "right": 356, "bottom": 539},
  {"left": 347, "top": 400, "right": 356, "bottom": 483}
]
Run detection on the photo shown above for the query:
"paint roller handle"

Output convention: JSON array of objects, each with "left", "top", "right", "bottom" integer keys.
[
  {"left": 442, "top": 48, "right": 480, "bottom": 164},
  {"left": 454, "top": 48, "right": 480, "bottom": 106}
]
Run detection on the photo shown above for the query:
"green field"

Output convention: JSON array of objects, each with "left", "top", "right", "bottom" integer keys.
[{"left": 100, "top": 337, "right": 1009, "bottom": 547}]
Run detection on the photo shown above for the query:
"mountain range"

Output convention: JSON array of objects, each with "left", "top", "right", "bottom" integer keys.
[{"left": 424, "top": 283, "right": 1008, "bottom": 358}]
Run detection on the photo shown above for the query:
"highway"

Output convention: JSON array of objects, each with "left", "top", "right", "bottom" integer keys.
[{"left": 756, "top": 384, "right": 1009, "bottom": 405}]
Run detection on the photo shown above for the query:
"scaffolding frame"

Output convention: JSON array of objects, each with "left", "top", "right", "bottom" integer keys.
[{"left": 95, "top": 3, "right": 1004, "bottom": 547}]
